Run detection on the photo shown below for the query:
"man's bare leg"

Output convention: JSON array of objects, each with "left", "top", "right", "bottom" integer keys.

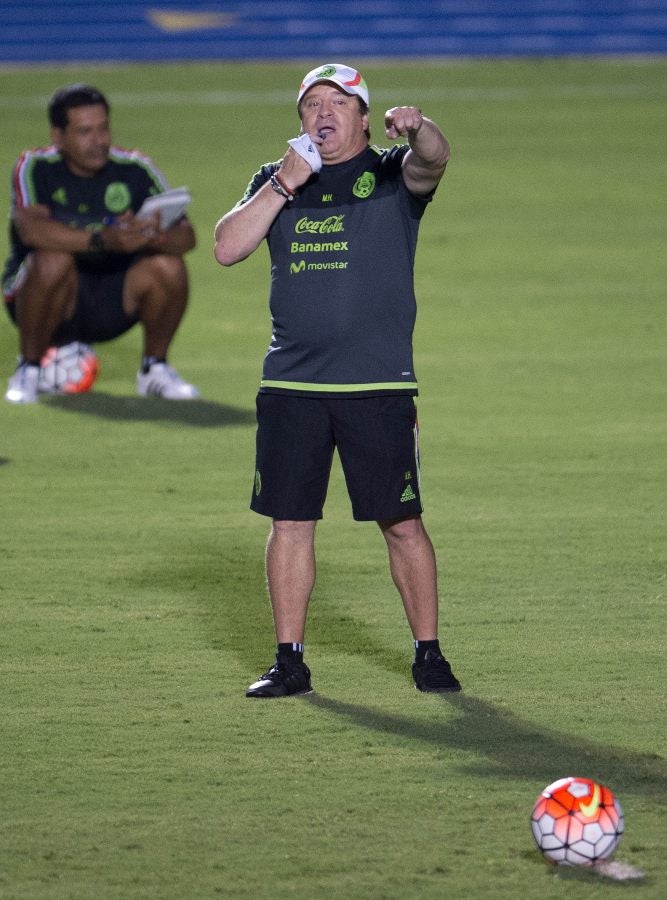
[
  {"left": 266, "top": 519, "right": 317, "bottom": 643},
  {"left": 378, "top": 514, "right": 438, "bottom": 639},
  {"left": 14, "top": 250, "right": 78, "bottom": 361},
  {"left": 378, "top": 514, "right": 461, "bottom": 692},
  {"left": 123, "top": 254, "right": 189, "bottom": 359},
  {"left": 246, "top": 519, "right": 316, "bottom": 698}
]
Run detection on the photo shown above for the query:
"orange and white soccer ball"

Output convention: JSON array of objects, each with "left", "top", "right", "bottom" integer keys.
[
  {"left": 531, "top": 777, "right": 624, "bottom": 866},
  {"left": 39, "top": 342, "right": 99, "bottom": 395}
]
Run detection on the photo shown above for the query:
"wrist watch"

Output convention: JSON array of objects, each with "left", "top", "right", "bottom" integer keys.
[{"left": 88, "top": 230, "right": 105, "bottom": 252}]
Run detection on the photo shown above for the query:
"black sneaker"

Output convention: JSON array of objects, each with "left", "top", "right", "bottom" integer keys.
[
  {"left": 412, "top": 649, "right": 461, "bottom": 693},
  {"left": 246, "top": 659, "right": 313, "bottom": 698}
]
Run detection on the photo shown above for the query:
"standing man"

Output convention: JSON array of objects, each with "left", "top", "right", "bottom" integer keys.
[
  {"left": 3, "top": 83, "right": 199, "bottom": 403},
  {"left": 214, "top": 63, "right": 461, "bottom": 698}
]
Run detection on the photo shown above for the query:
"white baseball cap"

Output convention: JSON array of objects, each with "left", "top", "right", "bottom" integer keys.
[{"left": 297, "top": 63, "right": 369, "bottom": 107}]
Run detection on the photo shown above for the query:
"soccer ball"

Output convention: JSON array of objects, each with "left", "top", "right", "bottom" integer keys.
[
  {"left": 531, "top": 777, "right": 624, "bottom": 866},
  {"left": 39, "top": 342, "right": 99, "bottom": 394}
]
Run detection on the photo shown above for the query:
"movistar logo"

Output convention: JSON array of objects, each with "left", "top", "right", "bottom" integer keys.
[
  {"left": 290, "top": 259, "right": 348, "bottom": 274},
  {"left": 254, "top": 469, "right": 262, "bottom": 496},
  {"left": 51, "top": 187, "right": 67, "bottom": 206},
  {"left": 400, "top": 484, "right": 417, "bottom": 503},
  {"left": 295, "top": 215, "right": 344, "bottom": 235}
]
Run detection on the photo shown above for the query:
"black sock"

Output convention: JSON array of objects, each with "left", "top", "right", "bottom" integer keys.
[
  {"left": 141, "top": 356, "right": 166, "bottom": 374},
  {"left": 414, "top": 639, "right": 440, "bottom": 664},
  {"left": 277, "top": 642, "right": 304, "bottom": 664}
]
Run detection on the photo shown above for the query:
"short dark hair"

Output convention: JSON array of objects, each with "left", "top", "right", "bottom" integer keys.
[{"left": 48, "top": 84, "right": 110, "bottom": 129}]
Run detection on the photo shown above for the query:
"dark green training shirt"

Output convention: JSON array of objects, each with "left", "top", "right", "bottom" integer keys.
[
  {"left": 2, "top": 145, "right": 169, "bottom": 298},
  {"left": 241, "top": 145, "right": 433, "bottom": 397}
]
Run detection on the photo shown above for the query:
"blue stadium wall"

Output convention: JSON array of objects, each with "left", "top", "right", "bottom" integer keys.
[{"left": 1, "top": 0, "right": 665, "bottom": 63}]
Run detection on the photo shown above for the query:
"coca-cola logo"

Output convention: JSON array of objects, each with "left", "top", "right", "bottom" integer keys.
[{"left": 294, "top": 215, "right": 345, "bottom": 235}]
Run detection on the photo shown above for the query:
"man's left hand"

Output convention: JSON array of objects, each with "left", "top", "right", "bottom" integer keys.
[
  {"left": 385, "top": 107, "right": 424, "bottom": 140},
  {"left": 102, "top": 211, "right": 161, "bottom": 252}
]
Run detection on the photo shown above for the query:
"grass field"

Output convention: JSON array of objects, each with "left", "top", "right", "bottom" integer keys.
[{"left": 0, "top": 58, "right": 665, "bottom": 899}]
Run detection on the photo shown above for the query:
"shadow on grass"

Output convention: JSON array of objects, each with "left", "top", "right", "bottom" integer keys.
[
  {"left": 43, "top": 391, "right": 255, "bottom": 428},
  {"left": 303, "top": 693, "right": 666, "bottom": 801},
  {"left": 155, "top": 537, "right": 666, "bottom": 808}
]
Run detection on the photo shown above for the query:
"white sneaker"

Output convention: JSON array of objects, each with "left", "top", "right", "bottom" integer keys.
[
  {"left": 5, "top": 361, "right": 40, "bottom": 404},
  {"left": 136, "top": 362, "right": 200, "bottom": 400}
]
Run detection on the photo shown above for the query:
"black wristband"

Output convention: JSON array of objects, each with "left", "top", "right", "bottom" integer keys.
[{"left": 88, "top": 230, "right": 105, "bottom": 253}]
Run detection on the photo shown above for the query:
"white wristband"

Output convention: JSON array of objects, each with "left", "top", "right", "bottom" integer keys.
[{"left": 287, "top": 134, "right": 322, "bottom": 173}]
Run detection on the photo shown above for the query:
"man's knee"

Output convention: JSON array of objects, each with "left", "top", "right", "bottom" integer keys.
[
  {"left": 270, "top": 520, "right": 317, "bottom": 542},
  {"left": 125, "top": 254, "right": 188, "bottom": 309},
  {"left": 378, "top": 514, "right": 425, "bottom": 542},
  {"left": 25, "top": 249, "right": 77, "bottom": 284},
  {"left": 13, "top": 251, "right": 78, "bottom": 323},
  {"left": 133, "top": 253, "right": 187, "bottom": 286}
]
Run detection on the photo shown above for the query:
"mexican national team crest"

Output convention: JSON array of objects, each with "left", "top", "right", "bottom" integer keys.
[
  {"left": 352, "top": 171, "right": 375, "bottom": 199},
  {"left": 104, "top": 182, "right": 131, "bottom": 214}
]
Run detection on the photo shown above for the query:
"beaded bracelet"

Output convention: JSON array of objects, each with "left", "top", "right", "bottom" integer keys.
[{"left": 270, "top": 173, "right": 295, "bottom": 202}]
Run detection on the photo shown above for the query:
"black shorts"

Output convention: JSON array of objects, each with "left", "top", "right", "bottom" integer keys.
[
  {"left": 5, "top": 258, "right": 139, "bottom": 345},
  {"left": 251, "top": 393, "right": 424, "bottom": 522}
]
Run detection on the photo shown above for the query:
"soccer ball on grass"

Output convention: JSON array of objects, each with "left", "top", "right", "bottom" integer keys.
[
  {"left": 531, "top": 776, "right": 624, "bottom": 866},
  {"left": 39, "top": 342, "right": 99, "bottom": 395}
]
